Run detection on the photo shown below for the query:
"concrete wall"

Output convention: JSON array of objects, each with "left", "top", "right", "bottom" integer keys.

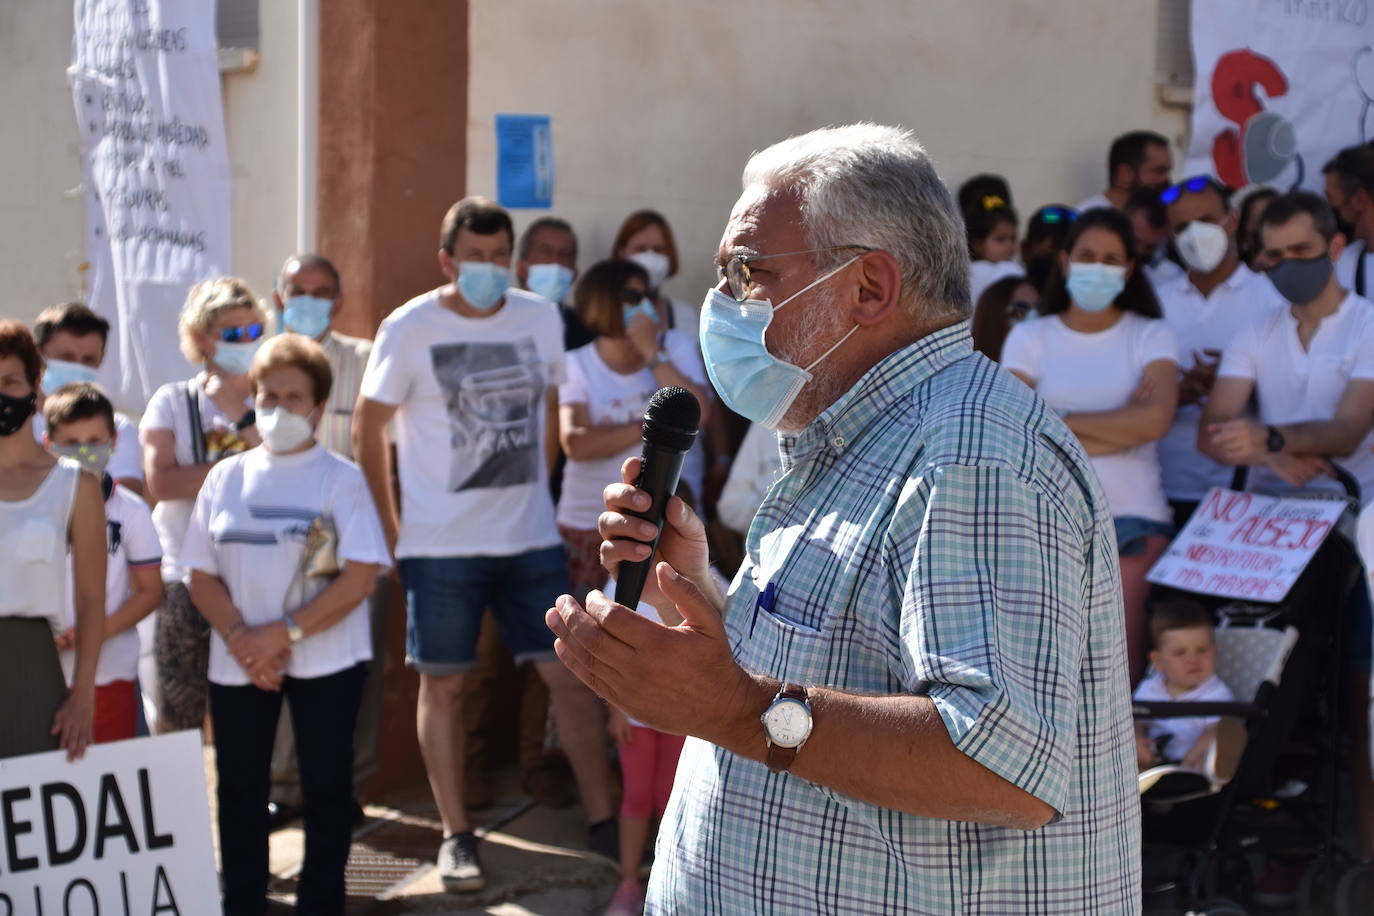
[
  {"left": 466, "top": 0, "right": 1190, "bottom": 306},
  {"left": 0, "top": 0, "right": 297, "bottom": 327}
]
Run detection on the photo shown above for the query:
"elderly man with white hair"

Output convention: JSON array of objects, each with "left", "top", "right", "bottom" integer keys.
[{"left": 547, "top": 124, "right": 1140, "bottom": 914}]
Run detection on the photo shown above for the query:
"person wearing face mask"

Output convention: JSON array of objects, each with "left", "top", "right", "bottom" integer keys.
[
  {"left": 1003, "top": 207, "right": 1180, "bottom": 684},
  {"left": 1077, "top": 130, "right": 1174, "bottom": 213},
  {"left": 42, "top": 383, "right": 162, "bottom": 745},
  {"left": 555, "top": 125, "right": 1140, "bottom": 914},
  {"left": 272, "top": 253, "right": 371, "bottom": 462},
  {"left": 355, "top": 196, "right": 618, "bottom": 890},
  {"left": 139, "top": 277, "right": 264, "bottom": 733},
  {"left": 0, "top": 321, "right": 107, "bottom": 764},
  {"left": 1154, "top": 176, "right": 1286, "bottom": 526},
  {"left": 556, "top": 259, "right": 708, "bottom": 598},
  {"left": 1203, "top": 190, "right": 1374, "bottom": 876},
  {"left": 1324, "top": 145, "right": 1374, "bottom": 297},
  {"left": 612, "top": 209, "right": 721, "bottom": 515},
  {"left": 266, "top": 252, "right": 383, "bottom": 829},
  {"left": 181, "top": 334, "right": 389, "bottom": 915},
  {"left": 31, "top": 303, "right": 144, "bottom": 497},
  {"left": 516, "top": 216, "right": 592, "bottom": 350}
]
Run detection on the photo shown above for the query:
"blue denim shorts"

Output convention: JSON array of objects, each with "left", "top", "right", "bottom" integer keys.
[
  {"left": 1115, "top": 516, "right": 1175, "bottom": 557},
  {"left": 399, "top": 546, "right": 571, "bottom": 675}
]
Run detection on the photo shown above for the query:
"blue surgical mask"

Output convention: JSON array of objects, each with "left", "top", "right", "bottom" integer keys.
[
  {"left": 527, "top": 263, "right": 575, "bottom": 304},
  {"left": 1066, "top": 262, "right": 1127, "bottom": 312},
  {"left": 457, "top": 261, "right": 508, "bottom": 312},
  {"left": 213, "top": 339, "right": 262, "bottom": 375},
  {"left": 41, "top": 359, "right": 99, "bottom": 394},
  {"left": 282, "top": 294, "right": 334, "bottom": 339},
  {"left": 698, "top": 255, "right": 862, "bottom": 429},
  {"left": 622, "top": 298, "right": 658, "bottom": 330}
]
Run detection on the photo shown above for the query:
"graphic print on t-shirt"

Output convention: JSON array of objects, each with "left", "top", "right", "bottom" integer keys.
[{"left": 430, "top": 339, "right": 546, "bottom": 492}]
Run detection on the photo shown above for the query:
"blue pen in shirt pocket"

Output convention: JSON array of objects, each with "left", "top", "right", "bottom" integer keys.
[
  {"left": 750, "top": 581, "right": 777, "bottom": 637},
  {"left": 750, "top": 580, "right": 824, "bottom": 636}
]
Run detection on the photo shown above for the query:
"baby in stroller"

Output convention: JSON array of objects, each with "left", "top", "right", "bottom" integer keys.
[{"left": 1135, "top": 599, "right": 1237, "bottom": 774}]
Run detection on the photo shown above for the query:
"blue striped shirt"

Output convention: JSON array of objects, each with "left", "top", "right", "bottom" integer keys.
[{"left": 649, "top": 323, "right": 1140, "bottom": 914}]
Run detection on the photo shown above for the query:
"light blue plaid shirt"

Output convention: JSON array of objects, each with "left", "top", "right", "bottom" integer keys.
[{"left": 649, "top": 324, "right": 1141, "bottom": 914}]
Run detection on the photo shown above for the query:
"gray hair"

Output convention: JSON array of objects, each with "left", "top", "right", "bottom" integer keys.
[{"left": 742, "top": 123, "right": 970, "bottom": 322}]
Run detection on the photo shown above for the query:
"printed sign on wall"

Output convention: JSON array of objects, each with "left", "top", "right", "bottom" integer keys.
[{"left": 0, "top": 731, "right": 218, "bottom": 914}]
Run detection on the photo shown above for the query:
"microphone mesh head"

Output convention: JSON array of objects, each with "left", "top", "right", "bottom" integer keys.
[{"left": 645, "top": 386, "right": 701, "bottom": 430}]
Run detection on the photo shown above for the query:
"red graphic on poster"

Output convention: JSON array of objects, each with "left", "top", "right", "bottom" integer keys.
[{"left": 1211, "top": 49, "right": 1296, "bottom": 187}]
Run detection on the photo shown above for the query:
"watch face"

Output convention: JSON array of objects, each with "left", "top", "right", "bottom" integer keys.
[{"left": 763, "top": 698, "right": 812, "bottom": 748}]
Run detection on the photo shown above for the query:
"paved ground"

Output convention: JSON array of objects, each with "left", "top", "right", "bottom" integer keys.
[{"left": 261, "top": 775, "right": 622, "bottom": 915}]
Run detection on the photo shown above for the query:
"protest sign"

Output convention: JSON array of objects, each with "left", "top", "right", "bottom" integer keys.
[
  {"left": 1148, "top": 487, "right": 1345, "bottom": 602},
  {"left": 69, "top": 0, "right": 232, "bottom": 414},
  {"left": 1184, "top": 0, "right": 1374, "bottom": 193},
  {"left": 0, "top": 731, "right": 218, "bottom": 915}
]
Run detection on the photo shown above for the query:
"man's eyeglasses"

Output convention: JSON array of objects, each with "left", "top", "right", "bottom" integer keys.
[
  {"left": 1160, "top": 175, "right": 1224, "bottom": 206},
  {"left": 717, "top": 245, "right": 873, "bottom": 303},
  {"left": 218, "top": 323, "right": 265, "bottom": 344},
  {"left": 1033, "top": 206, "right": 1077, "bottom": 226}
]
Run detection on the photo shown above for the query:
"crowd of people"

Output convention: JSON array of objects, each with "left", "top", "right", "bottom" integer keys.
[{"left": 4, "top": 123, "right": 1374, "bottom": 913}]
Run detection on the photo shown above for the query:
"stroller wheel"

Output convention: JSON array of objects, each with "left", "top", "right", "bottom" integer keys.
[
  {"left": 1202, "top": 848, "right": 1255, "bottom": 904},
  {"left": 1334, "top": 861, "right": 1374, "bottom": 916},
  {"left": 1298, "top": 857, "right": 1340, "bottom": 912},
  {"left": 1189, "top": 899, "right": 1250, "bottom": 915}
]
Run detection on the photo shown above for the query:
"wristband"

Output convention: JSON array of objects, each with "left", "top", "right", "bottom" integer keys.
[{"left": 223, "top": 621, "right": 246, "bottom": 639}]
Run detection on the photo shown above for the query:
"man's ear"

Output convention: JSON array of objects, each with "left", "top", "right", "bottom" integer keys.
[
  {"left": 437, "top": 249, "right": 456, "bottom": 280},
  {"left": 852, "top": 250, "right": 902, "bottom": 325}
]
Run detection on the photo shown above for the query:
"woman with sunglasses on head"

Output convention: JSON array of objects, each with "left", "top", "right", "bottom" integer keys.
[
  {"left": 1020, "top": 204, "right": 1078, "bottom": 294},
  {"left": 556, "top": 260, "right": 709, "bottom": 599},
  {"left": 1001, "top": 208, "right": 1180, "bottom": 685},
  {"left": 139, "top": 277, "right": 265, "bottom": 732}
]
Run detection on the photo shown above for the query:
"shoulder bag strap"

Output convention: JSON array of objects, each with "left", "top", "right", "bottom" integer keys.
[{"left": 185, "top": 378, "right": 207, "bottom": 465}]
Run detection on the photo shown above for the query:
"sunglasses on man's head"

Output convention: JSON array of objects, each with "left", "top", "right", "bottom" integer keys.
[
  {"left": 218, "top": 323, "right": 265, "bottom": 344},
  {"left": 1159, "top": 175, "right": 1217, "bottom": 206}
]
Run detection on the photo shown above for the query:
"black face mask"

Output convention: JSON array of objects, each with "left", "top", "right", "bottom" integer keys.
[
  {"left": 0, "top": 389, "right": 37, "bottom": 437},
  {"left": 1268, "top": 251, "right": 1335, "bottom": 305}
]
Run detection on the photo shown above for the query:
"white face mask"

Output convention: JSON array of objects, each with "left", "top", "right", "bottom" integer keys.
[
  {"left": 1176, "top": 220, "right": 1230, "bottom": 274},
  {"left": 257, "top": 405, "right": 315, "bottom": 453},
  {"left": 629, "top": 250, "right": 671, "bottom": 290}
]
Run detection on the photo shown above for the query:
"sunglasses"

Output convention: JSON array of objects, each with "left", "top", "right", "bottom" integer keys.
[
  {"left": 619, "top": 287, "right": 648, "bottom": 304},
  {"left": 218, "top": 323, "right": 265, "bottom": 344},
  {"left": 1034, "top": 206, "right": 1077, "bottom": 226},
  {"left": 1007, "top": 300, "right": 1038, "bottom": 319},
  {"left": 1159, "top": 175, "right": 1217, "bottom": 206}
]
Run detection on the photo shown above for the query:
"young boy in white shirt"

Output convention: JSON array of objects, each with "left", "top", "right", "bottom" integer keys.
[
  {"left": 44, "top": 382, "right": 162, "bottom": 742},
  {"left": 1134, "top": 599, "right": 1236, "bottom": 772}
]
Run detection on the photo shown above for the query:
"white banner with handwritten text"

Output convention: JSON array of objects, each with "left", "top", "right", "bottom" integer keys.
[{"left": 70, "top": 0, "right": 231, "bottom": 413}]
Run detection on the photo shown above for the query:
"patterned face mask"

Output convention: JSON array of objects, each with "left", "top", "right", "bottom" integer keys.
[{"left": 52, "top": 441, "right": 114, "bottom": 476}]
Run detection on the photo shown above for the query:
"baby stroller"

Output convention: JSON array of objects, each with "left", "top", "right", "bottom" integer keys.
[{"left": 1136, "top": 467, "right": 1374, "bottom": 915}]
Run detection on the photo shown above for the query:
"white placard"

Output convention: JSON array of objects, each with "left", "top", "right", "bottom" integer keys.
[
  {"left": 1184, "top": 0, "right": 1374, "bottom": 193},
  {"left": 1147, "top": 487, "right": 1346, "bottom": 602},
  {"left": 69, "top": 0, "right": 232, "bottom": 414},
  {"left": 0, "top": 731, "right": 218, "bottom": 914}
]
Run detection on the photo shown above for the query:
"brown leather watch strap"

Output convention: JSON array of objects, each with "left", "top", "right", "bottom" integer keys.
[{"left": 765, "top": 683, "right": 809, "bottom": 774}]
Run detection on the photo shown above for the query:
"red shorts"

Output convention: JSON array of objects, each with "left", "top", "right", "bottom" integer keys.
[{"left": 93, "top": 680, "right": 138, "bottom": 743}]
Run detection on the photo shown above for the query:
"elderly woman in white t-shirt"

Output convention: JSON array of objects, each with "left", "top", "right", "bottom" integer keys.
[
  {"left": 182, "top": 334, "right": 390, "bottom": 915},
  {"left": 1001, "top": 207, "right": 1180, "bottom": 684},
  {"left": 139, "top": 277, "right": 266, "bottom": 731},
  {"left": 557, "top": 259, "right": 709, "bottom": 597}
]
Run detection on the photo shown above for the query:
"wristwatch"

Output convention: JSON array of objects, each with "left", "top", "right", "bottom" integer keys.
[
  {"left": 1265, "top": 425, "right": 1286, "bottom": 453},
  {"left": 761, "top": 682, "right": 813, "bottom": 773},
  {"left": 649, "top": 349, "right": 670, "bottom": 369},
  {"left": 283, "top": 612, "right": 305, "bottom": 644}
]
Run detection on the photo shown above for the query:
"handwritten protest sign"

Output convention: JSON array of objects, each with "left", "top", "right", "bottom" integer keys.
[
  {"left": 0, "top": 731, "right": 217, "bottom": 914},
  {"left": 1148, "top": 487, "right": 1346, "bottom": 602},
  {"left": 69, "top": 0, "right": 232, "bottom": 413}
]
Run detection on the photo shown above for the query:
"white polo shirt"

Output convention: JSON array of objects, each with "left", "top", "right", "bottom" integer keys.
[
  {"left": 1156, "top": 264, "right": 1286, "bottom": 501},
  {"left": 1217, "top": 292, "right": 1374, "bottom": 498}
]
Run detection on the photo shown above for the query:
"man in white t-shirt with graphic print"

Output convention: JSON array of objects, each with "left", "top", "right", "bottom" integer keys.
[
  {"left": 1154, "top": 175, "right": 1285, "bottom": 525},
  {"left": 354, "top": 197, "right": 615, "bottom": 892},
  {"left": 1202, "top": 191, "right": 1374, "bottom": 864}
]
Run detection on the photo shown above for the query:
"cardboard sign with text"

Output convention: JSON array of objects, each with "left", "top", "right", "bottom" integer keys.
[
  {"left": 1147, "top": 487, "right": 1345, "bottom": 603},
  {"left": 0, "top": 730, "right": 217, "bottom": 914}
]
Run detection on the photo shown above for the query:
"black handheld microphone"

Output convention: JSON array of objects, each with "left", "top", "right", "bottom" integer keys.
[{"left": 613, "top": 386, "right": 701, "bottom": 609}]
